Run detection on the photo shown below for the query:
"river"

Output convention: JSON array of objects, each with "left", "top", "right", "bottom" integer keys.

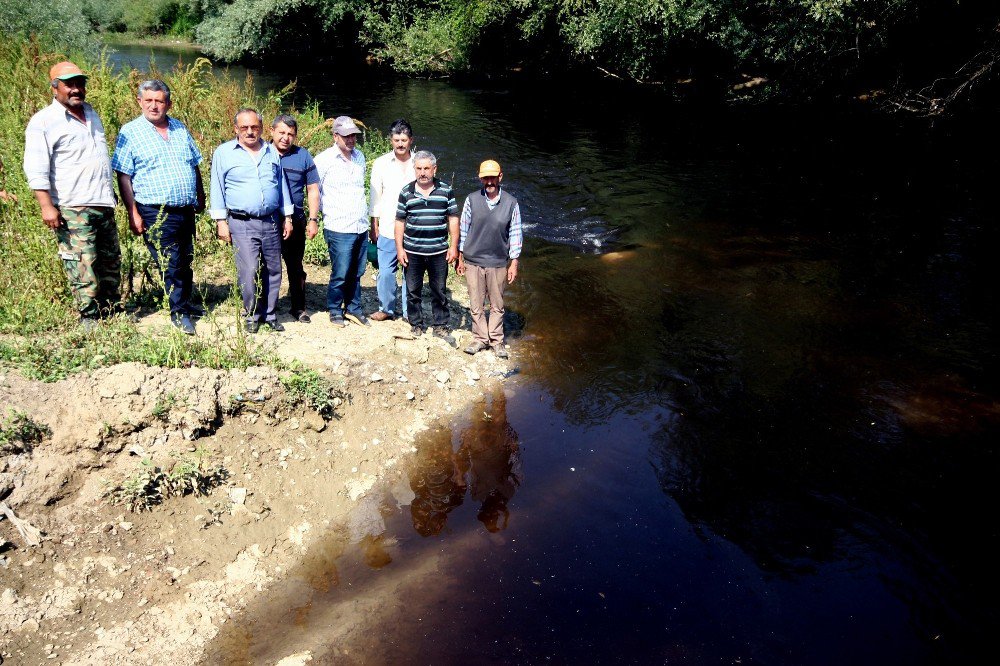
[{"left": 110, "top": 43, "right": 1000, "bottom": 664}]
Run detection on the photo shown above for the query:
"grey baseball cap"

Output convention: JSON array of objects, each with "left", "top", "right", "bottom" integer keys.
[{"left": 333, "top": 116, "right": 362, "bottom": 136}]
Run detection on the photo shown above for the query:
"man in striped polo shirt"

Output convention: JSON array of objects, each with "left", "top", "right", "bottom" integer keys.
[{"left": 395, "top": 150, "right": 459, "bottom": 344}]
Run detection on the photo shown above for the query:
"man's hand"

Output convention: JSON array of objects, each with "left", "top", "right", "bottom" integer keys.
[
  {"left": 369, "top": 218, "right": 378, "bottom": 244},
  {"left": 216, "top": 219, "right": 231, "bottom": 244},
  {"left": 507, "top": 259, "right": 519, "bottom": 284},
  {"left": 41, "top": 203, "right": 62, "bottom": 229},
  {"left": 282, "top": 217, "right": 293, "bottom": 240},
  {"left": 398, "top": 247, "right": 408, "bottom": 268},
  {"left": 306, "top": 220, "right": 319, "bottom": 240},
  {"left": 446, "top": 247, "right": 458, "bottom": 265},
  {"left": 456, "top": 257, "right": 466, "bottom": 276},
  {"left": 127, "top": 207, "right": 145, "bottom": 235}
]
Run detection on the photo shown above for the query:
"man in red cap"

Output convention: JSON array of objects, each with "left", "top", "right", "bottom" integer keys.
[
  {"left": 24, "top": 61, "right": 121, "bottom": 331},
  {"left": 457, "top": 159, "right": 523, "bottom": 359}
]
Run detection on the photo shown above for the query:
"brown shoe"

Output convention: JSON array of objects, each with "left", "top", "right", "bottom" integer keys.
[{"left": 370, "top": 310, "right": 391, "bottom": 322}]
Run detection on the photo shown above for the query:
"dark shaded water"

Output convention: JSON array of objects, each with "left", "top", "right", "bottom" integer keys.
[{"left": 109, "top": 44, "right": 1000, "bottom": 664}]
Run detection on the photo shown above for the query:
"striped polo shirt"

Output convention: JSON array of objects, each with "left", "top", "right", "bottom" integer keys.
[{"left": 396, "top": 178, "right": 458, "bottom": 255}]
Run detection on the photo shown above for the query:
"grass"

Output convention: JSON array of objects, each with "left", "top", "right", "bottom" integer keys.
[
  {"left": 0, "top": 35, "right": 390, "bottom": 381},
  {"left": 0, "top": 409, "right": 52, "bottom": 455},
  {"left": 280, "top": 365, "right": 346, "bottom": 419}
]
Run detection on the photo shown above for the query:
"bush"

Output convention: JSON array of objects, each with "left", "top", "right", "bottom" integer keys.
[{"left": 0, "top": 410, "right": 51, "bottom": 455}]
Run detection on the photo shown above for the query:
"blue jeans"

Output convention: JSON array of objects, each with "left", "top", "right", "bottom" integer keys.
[
  {"left": 137, "top": 203, "right": 195, "bottom": 316},
  {"left": 324, "top": 230, "right": 368, "bottom": 317},
  {"left": 376, "top": 235, "right": 407, "bottom": 319}
]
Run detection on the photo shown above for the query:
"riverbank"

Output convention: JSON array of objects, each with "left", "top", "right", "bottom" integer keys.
[{"left": 0, "top": 268, "right": 515, "bottom": 664}]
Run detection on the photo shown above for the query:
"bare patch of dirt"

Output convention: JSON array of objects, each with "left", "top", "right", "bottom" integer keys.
[{"left": 0, "top": 268, "right": 514, "bottom": 664}]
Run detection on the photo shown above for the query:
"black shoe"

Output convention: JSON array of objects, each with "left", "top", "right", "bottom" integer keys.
[
  {"left": 329, "top": 313, "right": 346, "bottom": 328},
  {"left": 345, "top": 312, "right": 371, "bottom": 327},
  {"left": 410, "top": 324, "right": 425, "bottom": 337},
  {"left": 185, "top": 304, "right": 205, "bottom": 318},
  {"left": 245, "top": 320, "right": 260, "bottom": 334},
  {"left": 264, "top": 320, "right": 285, "bottom": 332},
  {"left": 292, "top": 310, "right": 311, "bottom": 323},
  {"left": 172, "top": 313, "right": 196, "bottom": 335},
  {"left": 79, "top": 316, "right": 99, "bottom": 333}
]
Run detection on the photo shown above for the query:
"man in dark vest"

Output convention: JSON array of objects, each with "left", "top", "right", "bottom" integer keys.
[{"left": 456, "top": 160, "right": 523, "bottom": 359}]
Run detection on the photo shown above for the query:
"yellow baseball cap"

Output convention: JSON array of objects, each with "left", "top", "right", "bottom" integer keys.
[
  {"left": 478, "top": 160, "right": 501, "bottom": 177},
  {"left": 49, "top": 61, "right": 87, "bottom": 82}
]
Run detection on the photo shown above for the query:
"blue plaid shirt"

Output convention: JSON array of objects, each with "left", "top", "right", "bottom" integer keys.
[{"left": 111, "top": 116, "right": 202, "bottom": 206}]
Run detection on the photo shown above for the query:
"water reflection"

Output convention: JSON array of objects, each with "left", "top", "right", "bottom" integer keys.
[{"left": 410, "top": 390, "right": 521, "bottom": 536}]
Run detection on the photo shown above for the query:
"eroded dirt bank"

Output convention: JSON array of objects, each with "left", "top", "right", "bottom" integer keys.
[{"left": 0, "top": 281, "right": 513, "bottom": 664}]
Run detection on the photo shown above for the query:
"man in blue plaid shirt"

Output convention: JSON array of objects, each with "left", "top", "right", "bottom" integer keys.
[{"left": 112, "top": 79, "right": 204, "bottom": 335}]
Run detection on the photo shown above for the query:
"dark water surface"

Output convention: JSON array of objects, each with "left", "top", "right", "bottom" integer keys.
[{"left": 109, "top": 46, "right": 1000, "bottom": 665}]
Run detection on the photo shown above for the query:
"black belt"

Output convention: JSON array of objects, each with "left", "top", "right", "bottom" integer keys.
[
  {"left": 138, "top": 203, "right": 195, "bottom": 213},
  {"left": 229, "top": 209, "right": 276, "bottom": 221}
]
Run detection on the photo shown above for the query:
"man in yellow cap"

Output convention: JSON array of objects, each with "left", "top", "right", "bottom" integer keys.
[
  {"left": 456, "top": 159, "right": 523, "bottom": 359},
  {"left": 23, "top": 61, "right": 121, "bottom": 331}
]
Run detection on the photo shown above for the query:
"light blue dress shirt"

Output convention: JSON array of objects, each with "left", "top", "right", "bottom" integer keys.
[
  {"left": 208, "top": 139, "right": 293, "bottom": 220},
  {"left": 111, "top": 116, "right": 202, "bottom": 207}
]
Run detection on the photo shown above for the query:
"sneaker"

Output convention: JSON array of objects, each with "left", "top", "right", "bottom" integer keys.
[
  {"left": 345, "top": 313, "right": 371, "bottom": 327},
  {"left": 410, "top": 324, "right": 426, "bottom": 337},
  {"left": 292, "top": 311, "right": 312, "bottom": 323},
  {"left": 370, "top": 311, "right": 392, "bottom": 322},
  {"left": 433, "top": 327, "right": 457, "bottom": 348},
  {"left": 464, "top": 341, "right": 487, "bottom": 355},
  {"left": 493, "top": 345, "right": 509, "bottom": 359},
  {"left": 172, "top": 313, "right": 196, "bottom": 336},
  {"left": 245, "top": 320, "right": 260, "bottom": 334},
  {"left": 264, "top": 320, "right": 285, "bottom": 332},
  {"left": 329, "top": 313, "right": 346, "bottom": 328}
]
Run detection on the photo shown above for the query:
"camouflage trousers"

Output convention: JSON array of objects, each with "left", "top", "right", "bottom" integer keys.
[{"left": 55, "top": 207, "right": 122, "bottom": 318}]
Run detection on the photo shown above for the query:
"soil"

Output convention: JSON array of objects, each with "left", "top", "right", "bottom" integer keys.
[{"left": 0, "top": 267, "right": 514, "bottom": 665}]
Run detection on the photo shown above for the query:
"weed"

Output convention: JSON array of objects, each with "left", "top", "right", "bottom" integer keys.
[
  {"left": 280, "top": 366, "right": 345, "bottom": 419},
  {"left": 104, "top": 448, "right": 228, "bottom": 513},
  {"left": 0, "top": 409, "right": 51, "bottom": 455},
  {"left": 151, "top": 392, "right": 178, "bottom": 421}
]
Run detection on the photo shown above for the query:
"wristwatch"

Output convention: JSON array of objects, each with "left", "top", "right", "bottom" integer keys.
[{"left": 308, "top": 217, "right": 318, "bottom": 222}]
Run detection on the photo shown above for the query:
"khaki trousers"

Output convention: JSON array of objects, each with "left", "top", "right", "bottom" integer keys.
[{"left": 465, "top": 263, "right": 506, "bottom": 347}]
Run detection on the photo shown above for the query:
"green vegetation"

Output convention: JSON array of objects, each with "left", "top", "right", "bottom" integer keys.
[
  {"left": 104, "top": 449, "right": 228, "bottom": 512},
  {"left": 280, "top": 365, "right": 346, "bottom": 419},
  {"left": 0, "top": 410, "right": 51, "bottom": 455},
  {"left": 7, "top": 1, "right": 998, "bottom": 107}
]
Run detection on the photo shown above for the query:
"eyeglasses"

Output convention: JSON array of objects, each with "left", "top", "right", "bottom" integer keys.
[{"left": 237, "top": 125, "right": 261, "bottom": 132}]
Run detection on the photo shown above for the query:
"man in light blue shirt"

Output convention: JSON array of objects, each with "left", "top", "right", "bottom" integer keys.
[
  {"left": 112, "top": 79, "right": 204, "bottom": 335},
  {"left": 314, "top": 115, "right": 369, "bottom": 328},
  {"left": 209, "top": 108, "right": 294, "bottom": 333}
]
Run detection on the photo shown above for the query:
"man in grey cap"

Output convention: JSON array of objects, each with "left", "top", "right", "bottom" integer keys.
[
  {"left": 23, "top": 61, "right": 121, "bottom": 331},
  {"left": 314, "top": 116, "right": 370, "bottom": 328}
]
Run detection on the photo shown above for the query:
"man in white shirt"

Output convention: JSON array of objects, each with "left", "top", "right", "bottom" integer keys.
[
  {"left": 314, "top": 116, "right": 370, "bottom": 328},
  {"left": 23, "top": 61, "right": 121, "bottom": 331},
  {"left": 368, "top": 119, "right": 415, "bottom": 321}
]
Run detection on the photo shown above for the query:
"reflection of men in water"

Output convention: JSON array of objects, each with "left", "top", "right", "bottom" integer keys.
[
  {"left": 456, "top": 390, "right": 522, "bottom": 532},
  {"left": 410, "top": 427, "right": 467, "bottom": 537},
  {"left": 457, "top": 160, "right": 523, "bottom": 359}
]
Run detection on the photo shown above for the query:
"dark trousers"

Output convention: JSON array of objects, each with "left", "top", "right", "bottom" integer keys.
[
  {"left": 404, "top": 251, "right": 449, "bottom": 328},
  {"left": 281, "top": 215, "right": 307, "bottom": 314},
  {"left": 137, "top": 203, "right": 195, "bottom": 316}
]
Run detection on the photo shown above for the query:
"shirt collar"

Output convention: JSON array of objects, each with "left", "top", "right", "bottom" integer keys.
[{"left": 481, "top": 187, "right": 502, "bottom": 204}]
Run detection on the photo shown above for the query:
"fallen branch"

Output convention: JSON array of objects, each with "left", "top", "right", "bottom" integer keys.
[{"left": 0, "top": 500, "right": 42, "bottom": 547}]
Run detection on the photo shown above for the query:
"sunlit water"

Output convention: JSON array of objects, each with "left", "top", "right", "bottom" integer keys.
[{"left": 108, "top": 45, "right": 1000, "bottom": 665}]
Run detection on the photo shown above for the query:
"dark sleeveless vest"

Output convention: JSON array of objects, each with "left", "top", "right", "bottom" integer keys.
[{"left": 462, "top": 189, "right": 517, "bottom": 268}]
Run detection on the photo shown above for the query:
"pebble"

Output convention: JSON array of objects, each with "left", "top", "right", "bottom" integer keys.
[
  {"left": 370, "top": 372, "right": 383, "bottom": 382},
  {"left": 406, "top": 392, "right": 415, "bottom": 401},
  {"left": 435, "top": 370, "right": 450, "bottom": 384}
]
